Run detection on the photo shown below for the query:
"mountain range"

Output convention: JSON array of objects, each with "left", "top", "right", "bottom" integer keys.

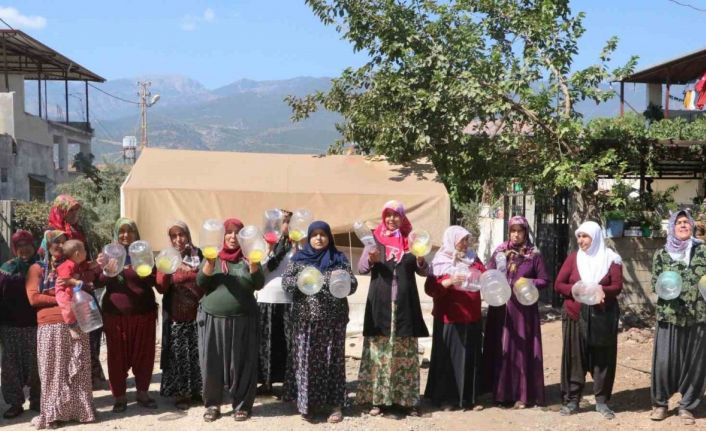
[{"left": 23, "top": 75, "right": 649, "bottom": 162}]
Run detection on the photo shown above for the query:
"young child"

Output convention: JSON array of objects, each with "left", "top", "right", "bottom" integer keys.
[{"left": 55, "top": 239, "right": 91, "bottom": 338}]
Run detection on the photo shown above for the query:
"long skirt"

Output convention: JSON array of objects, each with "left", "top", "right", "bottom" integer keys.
[
  {"left": 103, "top": 311, "right": 157, "bottom": 397},
  {"left": 197, "top": 309, "right": 258, "bottom": 412},
  {"left": 258, "top": 302, "right": 292, "bottom": 385},
  {"left": 283, "top": 319, "right": 347, "bottom": 414},
  {"left": 160, "top": 320, "right": 202, "bottom": 398},
  {"left": 560, "top": 316, "right": 617, "bottom": 404},
  {"left": 651, "top": 321, "right": 706, "bottom": 411},
  {"left": 357, "top": 305, "right": 420, "bottom": 407},
  {"left": 31, "top": 323, "right": 95, "bottom": 430},
  {"left": 0, "top": 325, "right": 40, "bottom": 407},
  {"left": 89, "top": 328, "right": 105, "bottom": 383},
  {"left": 482, "top": 299, "right": 545, "bottom": 406},
  {"left": 424, "top": 319, "right": 482, "bottom": 407}
]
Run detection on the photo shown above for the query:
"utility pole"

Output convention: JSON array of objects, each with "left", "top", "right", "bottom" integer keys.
[{"left": 138, "top": 81, "right": 151, "bottom": 150}]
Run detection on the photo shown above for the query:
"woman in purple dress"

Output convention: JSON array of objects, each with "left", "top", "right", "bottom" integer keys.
[{"left": 483, "top": 216, "right": 549, "bottom": 408}]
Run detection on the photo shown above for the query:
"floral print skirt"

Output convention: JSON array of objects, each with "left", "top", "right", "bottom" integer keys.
[{"left": 357, "top": 304, "right": 420, "bottom": 407}]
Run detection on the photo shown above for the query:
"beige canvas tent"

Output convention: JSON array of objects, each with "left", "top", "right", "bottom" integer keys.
[{"left": 121, "top": 148, "right": 450, "bottom": 250}]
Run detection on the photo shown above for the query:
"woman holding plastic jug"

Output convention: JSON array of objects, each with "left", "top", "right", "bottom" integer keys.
[
  {"left": 424, "top": 226, "right": 486, "bottom": 411},
  {"left": 357, "top": 200, "right": 429, "bottom": 418},
  {"left": 196, "top": 218, "right": 264, "bottom": 422},
  {"left": 0, "top": 230, "right": 41, "bottom": 419},
  {"left": 483, "top": 215, "right": 549, "bottom": 408},
  {"left": 257, "top": 210, "right": 294, "bottom": 394},
  {"left": 280, "top": 221, "right": 357, "bottom": 424},
  {"left": 649, "top": 210, "right": 706, "bottom": 425},
  {"left": 25, "top": 230, "right": 96, "bottom": 429},
  {"left": 156, "top": 221, "right": 204, "bottom": 410},
  {"left": 94, "top": 218, "right": 159, "bottom": 413},
  {"left": 554, "top": 221, "right": 623, "bottom": 419}
]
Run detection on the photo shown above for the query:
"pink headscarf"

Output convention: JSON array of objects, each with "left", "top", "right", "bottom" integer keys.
[
  {"left": 432, "top": 226, "right": 471, "bottom": 276},
  {"left": 373, "top": 200, "right": 413, "bottom": 262}
]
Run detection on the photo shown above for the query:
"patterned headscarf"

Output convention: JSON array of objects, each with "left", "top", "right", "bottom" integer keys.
[
  {"left": 167, "top": 220, "right": 201, "bottom": 269},
  {"left": 665, "top": 210, "right": 695, "bottom": 253},
  {"left": 495, "top": 215, "right": 536, "bottom": 258},
  {"left": 219, "top": 218, "right": 244, "bottom": 270},
  {"left": 39, "top": 230, "right": 67, "bottom": 292},
  {"left": 373, "top": 200, "right": 413, "bottom": 263},
  {"left": 0, "top": 230, "right": 36, "bottom": 276},
  {"left": 113, "top": 217, "right": 141, "bottom": 243},
  {"left": 47, "top": 194, "right": 86, "bottom": 244}
]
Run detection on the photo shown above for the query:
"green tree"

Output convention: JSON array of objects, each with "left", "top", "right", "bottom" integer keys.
[{"left": 287, "top": 0, "right": 638, "bottom": 224}]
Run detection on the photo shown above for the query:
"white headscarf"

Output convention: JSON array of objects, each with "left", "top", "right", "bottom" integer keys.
[
  {"left": 575, "top": 221, "right": 622, "bottom": 283},
  {"left": 431, "top": 225, "right": 475, "bottom": 276}
]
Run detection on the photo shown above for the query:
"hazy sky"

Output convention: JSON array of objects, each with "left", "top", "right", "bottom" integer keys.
[{"left": 2, "top": 1, "right": 704, "bottom": 88}]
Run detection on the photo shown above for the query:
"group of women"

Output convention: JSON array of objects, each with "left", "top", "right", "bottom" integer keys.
[{"left": 1, "top": 194, "right": 705, "bottom": 427}]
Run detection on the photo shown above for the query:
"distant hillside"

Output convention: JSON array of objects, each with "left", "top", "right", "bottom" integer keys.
[{"left": 24, "top": 76, "right": 650, "bottom": 162}]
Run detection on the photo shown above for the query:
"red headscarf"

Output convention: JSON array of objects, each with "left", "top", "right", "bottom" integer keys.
[
  {"left": 48, "top": 194, "right": 86, "bottom": 244},
  {"left": 219, "top": 218, "right": 244, "bottom": 269},
  {"left": 11, "top": 230, "right": 34, "bottom": 255},
  {"left": 373, "top": 200, "right": 413, "bottom": 262}
]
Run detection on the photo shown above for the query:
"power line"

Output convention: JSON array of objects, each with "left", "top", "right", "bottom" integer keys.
[
  {"left": 0, "top": 18, "right": 15, "bottom": 30},
  {"left": 667, "top": 0, "right": 706, "bottom": 12},
  {"left": 87, "top": 83, "right": 140, "bottom": 105}
]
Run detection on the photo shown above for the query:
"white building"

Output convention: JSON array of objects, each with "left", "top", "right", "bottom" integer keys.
[{"left": 0, "top": 30, "right": 105, "bottom": 201}]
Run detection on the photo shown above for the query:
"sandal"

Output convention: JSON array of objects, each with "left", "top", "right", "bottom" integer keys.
[
  {"left": 137, "top": 398, "right": 158, "bottom": 409},
  {"left": 234, "top": 410, "right": 250, "bottom": 421},
  {"left": 408, "top": 406, "right": 421, "bottom": 417},
  {"left": 203, "top": 407, "right": 221, "bottom": 422},
  {"left": 175, "top": 398, "right": 191, "bottom": 410},
  {"left": 327, "top": 409, "right": 343, "bottom": 424},
  {"left": 111, "top": 401, "right": 127, "bottom": 413},
  {"left": 513, "top": 401, "right": 526, "bottom": 409},
  {"left": 369, "top": 406, "right": 382, "bottom": 416}
]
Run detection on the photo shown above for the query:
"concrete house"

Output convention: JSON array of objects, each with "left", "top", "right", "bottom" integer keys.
[{"left": 0, "top": 29, "right": 104, "bottom": 201}]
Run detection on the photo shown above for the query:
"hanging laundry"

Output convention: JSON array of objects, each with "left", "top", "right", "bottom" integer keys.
[
  {"left": 695, "top": 72, "right": 706, "bottom": 109},
  {"left": 684, "top": 89, "right": 692, "bottom": 110},
  {"left": 688, "top": 89, "right": 697, "bottom": 110}
]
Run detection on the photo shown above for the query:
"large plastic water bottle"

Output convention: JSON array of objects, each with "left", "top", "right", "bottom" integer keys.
[
  {"left": 71, "top": 283, "right": 103, "bottom": 333},
  {"left": 495, "top": 252, "right": 507, "bottom": 273}
]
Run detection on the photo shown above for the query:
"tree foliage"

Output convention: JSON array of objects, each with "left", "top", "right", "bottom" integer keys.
[{"left": 287, "top": 0, "right": 638, "bottom": 211}]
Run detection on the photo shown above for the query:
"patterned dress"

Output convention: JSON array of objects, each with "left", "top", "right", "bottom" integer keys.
[{"left": 281, "top": 260, "right": 357, "bottom": 414}]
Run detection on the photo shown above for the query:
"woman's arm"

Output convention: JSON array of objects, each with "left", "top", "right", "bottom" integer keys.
[
  {"left": 155, "top": 271, "right": 171, "bottom": 294},
  {"left": 345, "top": 263, "right": 358, "bottom": 296},
  {"left": 281, "top": 261, "right": 300, "bottom": 294},
  {"left": 554, "top": 254, "right": 575, "bottom": 297},
  {"left": 601, "top": 262, "right": 623, "bottom": 300},
  {"left": 531, "top": 253, "right": 551, "bottom": 289},
  {"left": 25, "top": 264, "right": 58, "bottom": 308},
  {"left": 424, "top": 275, "right": 451, "bottom": 298}
]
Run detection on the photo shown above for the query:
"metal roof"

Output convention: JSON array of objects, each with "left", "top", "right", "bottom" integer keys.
[
  {"left": 620, "top": 46, "right": 706, "bottom": 85},
  {"left": 0, "top": 29, "right": 105, "bottom": 82}
]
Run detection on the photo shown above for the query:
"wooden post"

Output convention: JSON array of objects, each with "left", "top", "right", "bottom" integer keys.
[{"left": 620, "top": 81, "right": 624, "bottom": 117}]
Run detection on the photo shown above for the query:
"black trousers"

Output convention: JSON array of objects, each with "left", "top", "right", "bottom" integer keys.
[{"left": 560, "top": 316, "right": 617, "bottom": 404}]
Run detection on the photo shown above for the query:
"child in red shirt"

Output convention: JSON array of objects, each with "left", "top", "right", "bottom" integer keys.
[{"left": 56, "top": 239, "right": 91, "bottom": 338}]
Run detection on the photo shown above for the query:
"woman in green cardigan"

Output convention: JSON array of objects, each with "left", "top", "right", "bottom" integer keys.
[{"left": 197, "top": 218, "right": 264, "bottom": 422}]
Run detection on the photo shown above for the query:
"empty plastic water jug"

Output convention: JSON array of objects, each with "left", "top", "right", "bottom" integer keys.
[
  {"left": 237, "top": 225, "right": 268, "bottom": 264},
  {"left": 409, "top": 229, "right": 432, "bottom": 257},
  {"left": 200, "top": 219, "right": 225, "bottom": 260},
  {"left": 289, "top": 209, "right": 313, "bottom": 242},
  {"left": 655, "top": 271, "right": 682, "bottom": 300},
  {"left": 263, "top": 209, "right": 284, "bottom": 245},
  {"left": 297, "top": 266, "right": 323, "bottom": 296},
  {"left": 514, "top": 277, "right": 539, "bottom": 306},
  {"left": 571, "top": 280, "right": 603, "bottom": 305},
  {"left": 128, "top": 240, "right": 154, "bottom": 278},
  {"left": 494, "top": 252, "right": 507, "bottom": 273},
  {"left": 452, "top": 264, "right": 469, "bottom": 289},
  {"left": 156, "top": 247, "right": 181, "bottom": 274},
  {"left": 71, "top": 283, "right": 103, "bottom": 333},
  {"left": 480, "top": 269, "right": 512, "bottom": 306},
  {"left": 353, "top": 221, "right": 377, "bottom": 248},
  {"left": 329, "top": 269, "right": 352, "bottom": 298},
  {"left": 101, "top": 243, "right": 126, "bottom": 278}
]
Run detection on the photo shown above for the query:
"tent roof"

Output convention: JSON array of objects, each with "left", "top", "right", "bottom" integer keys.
[
  {"left": 620, "top": 45, "right": 706, "bottom": 85},
  {"left": 121, "top": 148, "right": 450, "bottom": 249}
]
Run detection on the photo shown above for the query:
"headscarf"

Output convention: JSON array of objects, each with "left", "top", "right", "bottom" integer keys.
[
  {"left": 495, "top": 215, "right": 536, "bottom": 258},
  {"left": 47, "top": 194, "right": 86, "bottom": 244},
  {"left": 373, "top": 200, "right": 413, "bottom": 263},
  {"left": 432, "top": 225, "right": 473, "bottom": 276},
  {"left": 291, "top": 221, "right": 348, "bottom": 271},
  {"left": 167, "top": 220, "right": 201, "bottom": 269},
  {"left": 665, "top": 210, "right": 700, "bottom": 264},
  {"left": 575, "top": 221, "right": 622, "bottom": 283},
  {"left": 0, "top": 230, "right": 36, "bottom": 276},
  {"left": 113, "top": 217, "right": 141, "bottom": 242},
  {"left": 39, "top": 230, "right": 67, "bottom": 292},
  {"left": 219, "top": 218, "right": 244, "bottom": 268}
]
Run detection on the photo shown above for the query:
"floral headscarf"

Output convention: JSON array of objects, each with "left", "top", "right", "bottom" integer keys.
[
  {"left": 0, "top": 230, "right": 36, "bottom": 276},
  {"left": 167, "top": 220, "right": 201, "bottom": 269},
  {"left": 495, "top": 215, "right": 536, "bottom": 258},
  {"left": 48, "top": 194, "right": 86, "bottom": 244}
]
